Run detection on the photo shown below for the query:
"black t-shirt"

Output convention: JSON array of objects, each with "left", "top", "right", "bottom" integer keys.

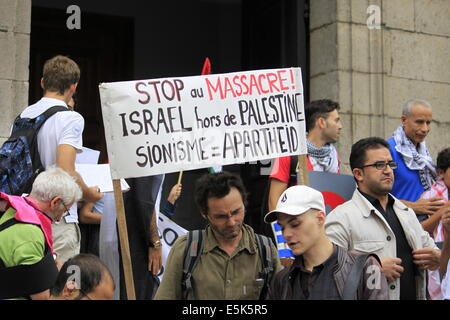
[{"left": 360, "top": 190, "right": 417, "bottom": 300}]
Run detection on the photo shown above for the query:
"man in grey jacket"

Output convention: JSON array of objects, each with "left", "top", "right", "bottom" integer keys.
[
  {"left": 265, "top": 185, "right": 388, "bottom": 300},
  {"left": 325, "top": 137, "right": 440, "bottom": 300}
]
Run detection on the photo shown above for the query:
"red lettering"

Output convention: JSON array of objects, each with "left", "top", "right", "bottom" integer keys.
[
  {"left": 240, "top": 75, "right": 249, "bottom": 95},
  {"left": 233, "top": 75, "right": 243, "bottom": 96},
  {"left": 223, "top": 77, "right": 236, "bottom": 98},
  {"left": 248, "top": 74, "right": 261, "bottom": 95},
  {"left": 135, "top": 82, "right": 150, "bottom": 104},
  {"left": 205, "top": 76, "right": 223, "bottom": 100},
  {"left": 277, "top": 70, "right": 289, "bottom": 91},
  {"left": 258, "top": 74, "right": 269, "bottom": 94},
  {"left": 266, "top": 73, "right": 279, "bottom": 92}
]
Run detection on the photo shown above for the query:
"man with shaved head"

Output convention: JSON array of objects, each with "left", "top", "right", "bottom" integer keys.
[{"left": 387, "top": 99, "right": 444, "bottom": 221}]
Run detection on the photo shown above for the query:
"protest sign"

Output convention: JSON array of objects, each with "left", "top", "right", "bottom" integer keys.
[
  {"left": 99, "top": 68, "right": 307, "bottom": 179},
  {"left": 156, "top": 212, "right": 188, "bottom": 282}
]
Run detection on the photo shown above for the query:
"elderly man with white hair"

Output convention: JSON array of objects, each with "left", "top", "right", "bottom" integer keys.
[
  {"left": 387, "top": 99, "right": 444, "bottom": 221},
  {"left": 0, "top": 167, "right": 82, "bottom": 300}
]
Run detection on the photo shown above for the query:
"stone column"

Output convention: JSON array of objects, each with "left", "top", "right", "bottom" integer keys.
[
  {"left": 310, "top": 0, "right": 450, "bottom": 173},
  {"left": 0, "top": 0, "right": 31, "bottom": 144}
]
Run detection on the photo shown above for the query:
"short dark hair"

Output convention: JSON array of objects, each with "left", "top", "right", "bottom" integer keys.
[
  {"left": 195, "top": 172, "right": 247, "bottom": 216},
  {"left": 51, "top": 254, "right": 113, "bottom": 299},
  {"left": 350, "top": 137, "right": 390, "bottom": 171},
  {"left": 437, "top": 148, "right": 450, "bottom": 173},
  {"left": 305, "top": 99, "right": 340, "bottom": 132},
  {"left": 42, "top": 55, "right": 80, "bottom": 95}
]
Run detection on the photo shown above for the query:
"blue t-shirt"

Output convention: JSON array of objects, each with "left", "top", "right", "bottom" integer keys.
[{"left": 387, "top": 137, "right": 425, "bottom": 202}]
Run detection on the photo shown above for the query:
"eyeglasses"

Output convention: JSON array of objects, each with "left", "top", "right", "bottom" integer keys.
[
  {"left": 61, "top": 201, "right": 71, "bottom": 218},
  {"left": 76, "top": 289, "right": 93, "bottom": 300},
  {"left": 360, "top": 161, "right": 398, "bottom": 171}
]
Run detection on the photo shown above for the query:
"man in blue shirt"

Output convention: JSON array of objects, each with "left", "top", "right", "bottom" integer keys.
[{"left": 387, "top": 99, "right": 444, "bottom": 221}]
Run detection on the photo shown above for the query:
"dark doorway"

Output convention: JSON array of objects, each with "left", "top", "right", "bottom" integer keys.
[
  {"left": 29, "top": 6, "right": 134, "bottom": 163},
  {"left": 240, "top": 0, "right": 309, "bottom": 235}
]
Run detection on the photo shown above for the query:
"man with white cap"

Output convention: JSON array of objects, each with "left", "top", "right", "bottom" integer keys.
[{"left": 264, "top": 185, "right": 388, "bottom": 300}]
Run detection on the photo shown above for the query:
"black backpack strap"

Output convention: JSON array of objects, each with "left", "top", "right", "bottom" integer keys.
[
  {"left": 0, "top": 216, "right": 19, "bottom": 269},
  {"left": 181, "top": 230, "right": 205, "bottom": 300},
  {"left": 255, "top": 233, "right": 275, "bottom": 300},
  {"left": 12, "top": 105, "right": 68, "bottom": 136},
  {"left": 9, "top": 106, "right": 68, "bottom": 195},
  {"left": 0, "top": 218, "right": 19, "bottom": 233},
  {"left": 342, "top": 253, "right": 370, "bottom": 300},
  {"left": 0, "top": 248, "right": 58, "bottom": 299},
  {"left": 38, "top": 105, "right": 69, "bottom": 123}
]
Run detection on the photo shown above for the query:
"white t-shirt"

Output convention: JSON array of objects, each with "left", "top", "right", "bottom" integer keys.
[{"left": 20, "top": 97, "right": 84, "bottom": 223}]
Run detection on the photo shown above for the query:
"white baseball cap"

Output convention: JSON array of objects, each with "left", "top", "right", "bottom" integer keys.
[{"left": 264, "top": 185, "right": 325, "bottom": 223}]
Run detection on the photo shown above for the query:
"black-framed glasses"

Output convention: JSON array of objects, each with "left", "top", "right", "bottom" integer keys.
[
  {"left": 61, "top": 201, "right": 71, "bottom": 218},
  {"left": 73, "top": 288, "right": 93, "bottom": 300},
  {"left": 360, "top": 161, "right": 398, "bottom": 171}
]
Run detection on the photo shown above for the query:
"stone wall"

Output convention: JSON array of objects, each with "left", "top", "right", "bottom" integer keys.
[
  {"left": 310, "top": 0, "right": 450, "bottom": 174},
  {"left": 0, "top": 0, "right": 31, "bottom": 145}
]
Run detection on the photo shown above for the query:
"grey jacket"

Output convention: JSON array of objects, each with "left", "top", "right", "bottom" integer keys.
[
  {"left": 267, "top": 245, "right": 389, "bottom": 300},
  {"left": 325, "top": 189, "right": 438, "bottom": 300}
]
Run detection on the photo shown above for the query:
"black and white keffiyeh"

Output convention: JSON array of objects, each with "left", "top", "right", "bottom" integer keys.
[
  {"left": 392, "top": 125, "right": 437, "bottom": 191},
  {"left": 306, "top": 140, "right": 339, "bottom": 173}
]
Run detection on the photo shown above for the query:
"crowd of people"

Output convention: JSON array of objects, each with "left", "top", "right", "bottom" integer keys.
[{"left": 0, "top": 55, "right": 449, "bottom": 300}]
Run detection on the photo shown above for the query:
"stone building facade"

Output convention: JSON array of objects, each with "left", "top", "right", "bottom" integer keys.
[
  {"left": 1, "top": 0, "right": 449, "bottom": 174},
  {"left": 0, "top": 0, "right": 31, "bottom": 145},
  {"left": 310, "top": 0, "right": 450, "bottom": 173}
]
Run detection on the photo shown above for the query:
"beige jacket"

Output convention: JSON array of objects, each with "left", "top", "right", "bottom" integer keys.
[{"left": 325, "top": 189, "right": 437, "bottom": 300}]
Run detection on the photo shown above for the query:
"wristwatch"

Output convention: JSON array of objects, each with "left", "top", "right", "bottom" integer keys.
[{"left": 151, "top": 240, "right": 162, "bottom": 248}]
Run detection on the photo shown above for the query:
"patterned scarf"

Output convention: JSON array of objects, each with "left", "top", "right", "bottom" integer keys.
[
  {"left": 306, "top": 140, "right": 339, "bottom": 173},
  {"left": 392, "top": 125, "right": 437, "bottom": 191}
]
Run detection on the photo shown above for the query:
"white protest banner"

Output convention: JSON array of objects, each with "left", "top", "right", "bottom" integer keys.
[
  {"left": 99, "top": 68, "right": 307, "bottom": 179},
  {"left": 156, "top": 212, "right": 188, "bottom": 282}
]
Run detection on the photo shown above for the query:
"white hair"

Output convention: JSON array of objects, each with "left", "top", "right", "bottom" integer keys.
[
  {"left": 30, "top": 166, "right": 82, "bottom": 207},
  {"left": 402, "top": 99, "right": 432, "bottom": 116}
]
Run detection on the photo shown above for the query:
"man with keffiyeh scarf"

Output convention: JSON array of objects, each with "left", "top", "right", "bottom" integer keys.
[
  {"left": 387, "top": 99, "right": 444, "bottom": 223},
  {"left": 268, "top": 99, "right": 342, "bottom": 212}
]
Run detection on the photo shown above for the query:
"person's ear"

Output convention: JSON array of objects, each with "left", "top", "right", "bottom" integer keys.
[
  {"left": 317, "top": 117, "right": 326, "bottom": 129},
  {"left": 61, "top": 281, "right": 81, "bottom": 300},
  {"left": 50, "top": 196, "right": 63, "bottom": 211},
  {"left": 438, "top": 168, "right": 445, "bottom": 179},
  {"left": 353, "top": 168, "right": 364, "bottom": 183},
  {"left": 401, "top": 114, "right": 408, "bottom": 126},
  {"left": 40, "top": 78, "right": 45, "bottom": 90},
  {"left": 201, "top": 211, "right": 209, "bottom": 221},
  {"left": 316, "top": 211, "right": 326, "bottom": 226}
]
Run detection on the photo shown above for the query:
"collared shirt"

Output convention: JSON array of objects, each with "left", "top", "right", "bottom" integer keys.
[
  {"left": 155, "top": 224, "right": 282, "bottom": 300},
  {"left": 359, "top": 190, "right": 417, "bottom": 300},
  {"left": 291, "top": 244, "right": 339, "bottom": 299}
]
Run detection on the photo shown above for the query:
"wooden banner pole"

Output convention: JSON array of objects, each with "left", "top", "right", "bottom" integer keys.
[
  {"left": 112, "top": 179, "right": 136, "bottom": 300},
  {"left": 177, "top": 171, "right": 183, "bottom": 185}
]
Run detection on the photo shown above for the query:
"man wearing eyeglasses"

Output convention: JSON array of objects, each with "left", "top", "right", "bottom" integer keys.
[
  {"left": 155, "top": 172, "right": 282, "bottom": 300},
  {"left": 0, "top": 167, "right": 82, "bottom": 300},
  {"left": 325, "top": 137, "right": 440, "bottom": 300}
]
